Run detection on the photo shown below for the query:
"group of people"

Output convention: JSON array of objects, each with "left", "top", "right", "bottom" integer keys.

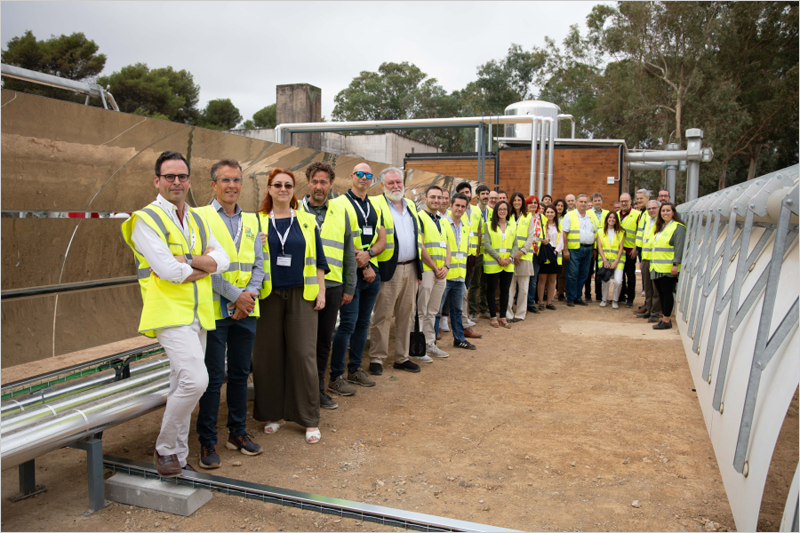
[{"left": 123, "top": 151, "right": 685, "bottom": 476}]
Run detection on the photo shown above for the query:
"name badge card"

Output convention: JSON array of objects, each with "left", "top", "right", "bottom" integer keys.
[
  {"left": 277, "top": 254, "right": 292, "bottom": 267},
  {"left": 362, "top": 226, "right": 373, "bottom": 236}
]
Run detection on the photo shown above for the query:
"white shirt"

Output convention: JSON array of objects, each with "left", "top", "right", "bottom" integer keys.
[
  {"left": 576, "top": 211, "right": 597, "bottom": 244},
  {"left": 130, "top": 194, "right": 230, "bottom": 284},
  {"left": 387, "top": 197, "right": 417, "bottom": 263}
]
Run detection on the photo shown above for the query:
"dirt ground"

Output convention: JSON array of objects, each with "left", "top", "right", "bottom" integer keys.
[{"left": 2, "top": 291, "right": 796, "bottom": 532}]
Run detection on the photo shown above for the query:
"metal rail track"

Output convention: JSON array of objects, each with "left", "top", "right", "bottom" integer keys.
[{"left": 103, "top": 456, "right": 516, "bottom": 533}]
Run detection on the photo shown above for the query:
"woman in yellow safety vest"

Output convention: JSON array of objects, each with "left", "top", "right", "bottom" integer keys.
[
  {"left": 483, "top": 200, "right": 518, "bottom": 329},
  {"left": 650, "top": 202, "right": 687, "bottom": 330},
  {"left": 251, "top": 168, "right": 329, "bottom": 444},
  {"left": 507, "top": 193, "right": 535, "bottom": 322},
  {"left": 553, "top": 199, "right": 568, "bottom": 301},
  {"left": 537, "top": 205, "right": 562, "bottom": 311},
  {"left": 595, "top": 211, "right": 626, "bottom": 308}
]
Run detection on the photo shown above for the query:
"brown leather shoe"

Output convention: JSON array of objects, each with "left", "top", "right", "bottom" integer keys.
[
  {"left": 436, "top": 329, "right": 442, "bottom": 341},
  {"left": 153, "top": 449, "right": 181, "bottom": 477},
  {"left": 463, "top": 327, "right": 483, "bottom": 339},
  {"left": 635, "top": 305, "right": 646, "bottom": 314}
]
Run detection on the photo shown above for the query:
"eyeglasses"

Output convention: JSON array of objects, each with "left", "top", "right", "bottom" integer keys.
[
  {"left": 215, "top": 178, "right": 242, "bottom": 185},
  {"left": 271, "top": 182, "right": 294, "bottom": 190},
  {"left": 159, "top": 174, "right": 190, "bottom": 183},
  {"left": 353, "top": 171, "right": 373, "bottom": 180}
]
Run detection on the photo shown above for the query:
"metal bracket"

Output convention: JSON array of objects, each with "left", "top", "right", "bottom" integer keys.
[
  {"left": 68, "top": 435, "right": 111, "bottom": 515},
  {"left": 10, "top": 459, "right": 46, "bottom": 502}
]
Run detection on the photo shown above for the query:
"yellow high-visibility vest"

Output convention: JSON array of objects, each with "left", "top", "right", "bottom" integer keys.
[
  {"left": 368, "top": 194, "right": 422, "bottom": 264},
  {"left": 597, "top": 229, "right": 626, "bottom": 270},
  {"left": 443, "top": 216, "right": 470, "bottom": 280},
  {"left": 650, "top": 221, "right": 685, "bottom": 274},
  {"left": 195, "top": 205, "right": 261, "bottom": 320},
  {"left": 483, "top": 219, "right": 516, "bottom": 274},
  {"left": 562, "top": 210, "right": 596, "bottom": 250},
  {"left": 513, "top": 213, "right": 533, "bottom": 261},
  {"left": 121, "top": 204, "right": 215, "bottom": 337},
  {"left": 470, "top": 206, "right": 492, "bottom": 254},
  {"left": 257, "top": 209, "right": 320, "bottom": 301},
  {"left": 300, "top": 198, "right": 350, "bottom": 284},
  {"left": 640, "top": 215, "right": 658, "bottom": 261},
  {"left": 419, "top": 210, "right": 447, "bottom": 272},
  {"left": 619, "top": 209, "right": 641, "bottom": 248},
  {"left": 334, "top": 193, "right": 381, "bottom": 267}
]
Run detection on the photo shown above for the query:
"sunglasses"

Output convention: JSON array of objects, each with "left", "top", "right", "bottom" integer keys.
[
  {"left": 353, "top": 171, "right": 373, "bottom": 180},
  {"left": 271, "top": 182, "right": 294, "bottom": 190}
]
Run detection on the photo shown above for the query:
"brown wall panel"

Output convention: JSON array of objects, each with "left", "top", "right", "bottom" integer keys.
[{"left": 405, "top": 158, "right": 495, "bottom": 183}]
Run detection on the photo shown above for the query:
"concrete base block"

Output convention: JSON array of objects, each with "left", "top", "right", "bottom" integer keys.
[{"left": 104, "top": 473, "right": 212, "bottom": 516}]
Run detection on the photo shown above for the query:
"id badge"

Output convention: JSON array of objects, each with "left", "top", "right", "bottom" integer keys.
[
  {"left": 277, "top": 254, "right": 292, "bottom": 267},
  {"left": 362, "top": 226, "right": 373, "bottom": 236}
]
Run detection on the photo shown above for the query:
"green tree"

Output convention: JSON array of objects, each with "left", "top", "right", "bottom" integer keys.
[
  {"left": 1, "top": 30, "right": 106, "bottom": 102},
  {"left": 252, "top": 104, "right": 276, "bottom": 128},
  {"left": 200, "top": 98, "right": 242, "bottom": 130},
  {"left": 97, "top": 63, "right": 200, "bottom": 123}
]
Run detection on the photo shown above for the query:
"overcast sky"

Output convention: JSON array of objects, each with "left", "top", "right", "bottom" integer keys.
[{"left": 2, "top": 1, "right": 603, "bottom": 123}]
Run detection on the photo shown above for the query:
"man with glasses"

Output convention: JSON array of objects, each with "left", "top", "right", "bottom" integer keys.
[
  {"left": 194, "top": 159, "right": 263, "bottom": 468},
  {"left": 469, "top": 184, "right": 492, "bottom": 319},
  {"left": 636, "top": 200, "right": 662, "bottom": 323},
  {"left": 658, "top": 189, "right": 671, "bottom": 205},
  {"left": 617, "top": 192, "right": 641, "bottom": 308},
  {"left": 300, "top": 161, "right": 357, "bottom": 409},
  {"left": 329, "top": 163, "right": 386, "bottom": 395},
  {"left": 454, "top": 182, "right": 481, "bottom": 337},
  {"left": 122, "top": 151, "right": 230, "bottom": 475}
]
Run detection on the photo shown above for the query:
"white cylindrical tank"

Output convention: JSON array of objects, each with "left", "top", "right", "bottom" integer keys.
[{"left": 504, "top": 100, "right": 560, "bottom": 139}]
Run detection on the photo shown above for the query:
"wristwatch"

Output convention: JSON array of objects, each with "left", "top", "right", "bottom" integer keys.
[
  {"left": 368, "top": 249, "right": 375, "bottom": 258},
  {"left": 185, "top": 253, "right": 193, "bottom": 266}
]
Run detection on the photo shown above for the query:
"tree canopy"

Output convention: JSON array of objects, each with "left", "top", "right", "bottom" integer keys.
[
  {"left": 252, "top": 104, "right": 276, "bottom": 129},
  {"left": 200, "top": 98, "right": 242, "bottom": 130}
]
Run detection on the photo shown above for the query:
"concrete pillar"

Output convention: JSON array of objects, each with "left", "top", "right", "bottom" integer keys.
[{"left": 276, "top": 84, "right": 321, "bottom": 149}]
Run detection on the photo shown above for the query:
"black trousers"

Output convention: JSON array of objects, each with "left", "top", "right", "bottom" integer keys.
[
  {"left": 316, "top": 285, "right": 343, "bottom": 392},
  {"left": 584, "top": 252, "right": 602, "bottom": 301},
  {"left": 485, "top": 270, "right": 513, "bottom": 318},
  {"left": 620, "top": 250, "right": 637, "bottom": 304},
  {"left": 653, "top": 276, "right": 678, "bottom": 317}
]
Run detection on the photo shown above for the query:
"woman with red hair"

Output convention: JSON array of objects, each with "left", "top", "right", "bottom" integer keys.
[{"left": 252, "top": 168, "right": 329, "bottom": 444}]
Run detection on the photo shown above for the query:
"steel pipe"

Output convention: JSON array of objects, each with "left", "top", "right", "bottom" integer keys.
[
  {"left": 538, "top": 119, "right": 547, "bottom": 199},
  {"left": 1, "top": 378, "right": 168, "bottom": 470},
  {"left": 529, "top": 119, "right": 539, "bottom": 196},
  {"left": 557, "top": 114, "right": 575, "bottom": 139},
  {"left": 0, "top": 356, "right": 169, "bottom": 416},
  {"left": 547, "top": 118, "right": 555, "bottom": 196}
]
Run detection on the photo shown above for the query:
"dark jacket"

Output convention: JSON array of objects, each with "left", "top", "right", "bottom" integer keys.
[{"left": 376, "top": 194, "right": 423, "bottom": 283}]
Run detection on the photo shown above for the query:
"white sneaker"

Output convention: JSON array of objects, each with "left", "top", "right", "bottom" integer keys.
[
  {"left": 412, "top": 354, "right": 434, "bottom": 363},
  {"left": 440, "top": 317, "right": 450, "bottom": 332},
  {"left": 469, "top": 313, "right": 478, "bottom": 320},
  {"left": 465, "top": 318, "right": 476, "bottom": 327},
  {"left": 426, "top": 344, "right": 450, "bottom": 358},
  {"left": 599, "top": 301, "right": 607, "bottom": 307},
  {"left": 612, "top": 301, "right": 619, "bottom": 309},
  {"left": 479, "top": 312, "right": 491, "bottom": 319}
]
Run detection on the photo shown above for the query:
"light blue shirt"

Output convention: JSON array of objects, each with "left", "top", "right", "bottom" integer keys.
[{"left": 388, "top": 197, "right": 417, "bottom": 263}]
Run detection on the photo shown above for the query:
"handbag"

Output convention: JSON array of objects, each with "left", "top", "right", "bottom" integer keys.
[
  {"left": 408, "top": 289, "right": 427, "bottom": 358},
  {"left": 597, "top": 266, "right": 614, "bottom": 283},
  {"left": 538, "top": 243, "right": 557, "bottom": 266}
]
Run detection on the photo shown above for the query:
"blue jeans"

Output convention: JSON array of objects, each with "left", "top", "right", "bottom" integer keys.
[
  {"left": 527, "top": 258, "right": 540, "bottom": 308},
  {"left": 330, "top": 271, "right": 381, "bottom": 380},
  {"left": 566, "top": 246, "right": 592, "bottom": 302},
  {"left": 434, "top": 280, "right": 466, "bottom": 342},
  {"left": 196, "top": 315, "right": 257, "bottom": 446}
]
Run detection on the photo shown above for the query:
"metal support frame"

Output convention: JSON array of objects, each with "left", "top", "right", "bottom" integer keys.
[
  {"left": 11, "top": 459, "right": 46, "bottom": 502},
  {"left": 68, "top": 435, "right": 111, "bottom": 514},
  {"left": 1, "top": 63, "right": 119, "bottom": 111}
]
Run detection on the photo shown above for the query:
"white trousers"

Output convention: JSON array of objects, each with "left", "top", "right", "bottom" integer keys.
[
  {"left": 417, "top": 270, "right": 446, "bottom": 345},
  {"left": 602, "top": 268, "right": 625, "bottom": 303},
  {"left": 506, "top": 274, "right": 530, "bottom": 320},
  {"left": 155, "top": 318, "right": 209, "bottom": 467}
]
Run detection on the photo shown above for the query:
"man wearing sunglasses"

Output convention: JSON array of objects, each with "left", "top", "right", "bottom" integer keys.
[
  {"left": 122, "top": 151, "right": 230, "bottom": 476},
  {"left": 329, "top": 163, "right": 386, "bottom": 395}
]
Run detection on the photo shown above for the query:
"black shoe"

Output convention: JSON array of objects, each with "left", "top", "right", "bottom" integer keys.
[
  {"left": 546, "top": 304, "right": 556, "bottom": 311},
  {"left": 636, "top": 312, "right": 651, "bottom": 319},
  {"left": 652, "top": 320, "right": 672, "bottom": 330},
  {"left": 585, "top": 297, "right": 593, "bottom": 303},
  {"left": 199, "top": 444, "right": 220, "bottom": 469},
  {"left": 528, "top": 306, "right": 540, "bottom": 314},
  {"left": 393, "top": 360, "right": 421, "bottom": 373},
  {"left": 320, "top": 391, "right": 338, "bottom": 410},
  {"left": 226, "top": 432, "right": 263, "bottom": 456},
  {"left": 558, "top": 295, "right": 566, "bottom": 302},
  {"left": 575, "top": 299, "right": 588, "bottom": 306},
  {"left": 626, "top": 301, "right": 634, "bottom": 308},
  {"left": 566, "top": 301, "right": 575, "bottom": 307},
  {"left": 454, "top": 339, "right": 476, "bottom": 350},
  {"left": 368, "top": 362, "right": 383, "bottom": 376}
]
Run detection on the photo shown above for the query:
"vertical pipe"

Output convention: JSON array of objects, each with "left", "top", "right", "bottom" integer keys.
[
  {"left": 474, "top": 127, "right": 480, "bottom": 152},
  {"left": 547, "top": 119, "right": 555, "bottom": 196},
  {"left": 666, "top": 143, "right": 679, "bottom": 202},
  {"left": 477, "top": 124, "right": 484, "bottom": 183},
  {"left": 685, "top": 129, "right": 703, "bottom": 202},
  {"left": 530, "top": 118, "right": 538, "bottom": 196},
  {"left": 538, "top": 118, "right": 546, "bottom": 199}
]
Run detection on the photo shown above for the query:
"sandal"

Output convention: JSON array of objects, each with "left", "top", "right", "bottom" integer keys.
[
  {"left": 499, "top": 318, "right": 512, "bottom": 329},
  {"left": 490, "top": 318, "right": 500, "bottom": 328},
  {"left": 264, "top": 420, "right": 285, "bottom": 434},
  {"left": 305, "top": 428, "right": 321, "bottom": 444}
]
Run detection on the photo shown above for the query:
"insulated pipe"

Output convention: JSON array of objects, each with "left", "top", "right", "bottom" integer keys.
[
  {"left": 529, "top": 118, "right": 539, "bottom": 196},
  {"left": 537, "top": 118, "right": 548, "bottom": 199},
  {"left": 0, "top": 356, "right": 169, "bottom": 416},
  {"left": 628, "top": 162, "right": 668, "bottom": 170},
  {"left": 1, "top": 378, "right": 169, "bottom": 470},
  {"left": 547, "top": 119, "right": 555, "bottom": 196},
  {"left": 626, "top": 150, "right": 695, "bottom": 162},
  {"left": 666, "top": 143, "right": 679, "bottom": 203},
  {"left": 1, "top": 367, "right": 170, "bottom": 434},
  {"left": 556, "top": 114, "right": 575, "bottom": 139},
  {"left": 474, "top": 127, "right": 480, "bottom": 152},
  {"left": 685, "top": 129, "right": 704, "bottom": 202}
]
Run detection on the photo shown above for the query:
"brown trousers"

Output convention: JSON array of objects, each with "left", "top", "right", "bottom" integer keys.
[{"left": 252, "top": 287, "right": 320, "bottom": 428}]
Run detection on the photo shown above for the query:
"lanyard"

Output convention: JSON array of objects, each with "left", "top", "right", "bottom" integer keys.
[
  {"left": 302, "top": 196, "right": 324, "bottom": 231},
  {"left": 348, "top": 191, "right": 371, "bottom": 224},
  {"left": 225, "top": 212, "right": 243, "bottom": 247},
  {"left": 652, "top": 220, "right": 673, "bottom": 250},
  {"left": 270, "top": 209, "right": 295, "bottom": 255}
]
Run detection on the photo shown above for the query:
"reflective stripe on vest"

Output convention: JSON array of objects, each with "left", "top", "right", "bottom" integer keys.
[
  {"left": 597, "top": 230, "right": 626, "bottom": 270},
  {"left": 420, "top": 210, "right": 447, "bottom": 272},
  {"left": 195, "top": 206, "right": 261, "bottom": 320},
  {"left": 641, "top": 216, "right": 658, "bottom": 260},
  {"left": 513, "top": 214, "right": 534, "bottom": 261},
  {"left": 483, "top": 219, "right": 516, "bottom": 274},
  {"left": 302, "top": 200, "right": 348, "bottom": 284},
  {"left": 619, "top": 209, "right": 641, "bottom": 248},
  {"left": 121, "top": 204, "right": 215, "bottom": 338},
  {"left": 335, "top": 195, "right": 379, "bottom": 267},
  {"left": 257, "top": 210, "right": 320, "bottom": 301},
  {"left": 369, "top": 194, "right": 422, "bottom": 265},
  {"left": 563, "top": 211, "right": 583, "bottom": 250},
  {"left": 650, "top": 221, "right": 685, "bottom": 274},
  {"left": 443, "top": 217, "right": 469, "bottom": 280}
]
